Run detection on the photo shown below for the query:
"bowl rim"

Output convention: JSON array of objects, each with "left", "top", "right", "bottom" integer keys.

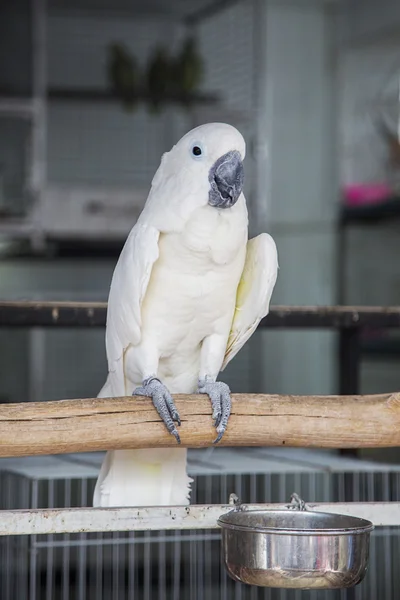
[{"left": 217, "top": 509, "right": 375, "bottom": 536}]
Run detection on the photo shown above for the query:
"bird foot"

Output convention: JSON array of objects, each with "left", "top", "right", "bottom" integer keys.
[
  {"left": 198, "top": 376, "right": 231, "bottom": 444},
  {"left": 133, "top": 377, "right": 181, "bottom": 444}
]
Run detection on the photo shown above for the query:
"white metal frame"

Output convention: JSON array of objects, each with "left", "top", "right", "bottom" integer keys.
[{"left": 0, "top": 503, "right": 399, "bottom": 536}]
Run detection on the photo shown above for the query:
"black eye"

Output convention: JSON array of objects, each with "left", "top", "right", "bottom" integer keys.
[{"left": 192, "top": 145, "right": 202, "bottom": 156}]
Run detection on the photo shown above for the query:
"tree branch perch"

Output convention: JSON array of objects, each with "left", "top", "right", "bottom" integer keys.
[{"left": 1, "top": 392, "right": 400, "bottom": 457}]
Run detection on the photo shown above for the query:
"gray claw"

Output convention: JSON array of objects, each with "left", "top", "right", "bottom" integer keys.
[
  {"left": 214, "top": 429, "right": 225, "bottom": 445},
  {"left": 198, "top": 378, "right": 231, "bottom": 443},
  {"left": 134, "top": 377, "right": 181, "bottom": 443}
]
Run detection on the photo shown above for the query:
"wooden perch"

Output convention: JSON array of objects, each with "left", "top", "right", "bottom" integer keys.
[{"left": 1, "top": 392, "right": 400, "bottom": 458}]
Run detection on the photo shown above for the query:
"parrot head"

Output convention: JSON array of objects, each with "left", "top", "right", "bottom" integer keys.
[
  {"left": 156, "top": 123, "right": 245, "bottom": 211},
  {"left": 190, "top": 123, "right": 245, "bottom": 210}
]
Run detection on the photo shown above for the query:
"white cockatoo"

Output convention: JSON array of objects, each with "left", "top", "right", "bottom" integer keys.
[{"left": 93, "top": 123, "right": 278, "bottom": 508}]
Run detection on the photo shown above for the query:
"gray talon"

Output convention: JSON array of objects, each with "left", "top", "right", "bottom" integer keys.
[
  {"left": 134, "top": 377, "right": 181, "bottom": 444},
  {"left": 214, "top": 429, "right": 225, "bottom": 445},
  {"left": 198, "top": 378, "right": 231, "bottom": 443}
]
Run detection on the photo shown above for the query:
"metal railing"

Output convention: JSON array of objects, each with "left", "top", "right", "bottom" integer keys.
[{"left": 1, "top": 301, "right": 400, "bottom": 396}]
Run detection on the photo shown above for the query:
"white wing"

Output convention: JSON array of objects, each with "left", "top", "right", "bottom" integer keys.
[
  {"left": 221, "top": 233, "right": 278, "bottom": 370},
  {"left": 105, "top": 223, "right": 160, "bottom": 394}
]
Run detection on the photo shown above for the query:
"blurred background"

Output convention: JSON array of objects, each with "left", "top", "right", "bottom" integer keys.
[{"left": 1, "top": 0, "right": 400, "bottom": 598}]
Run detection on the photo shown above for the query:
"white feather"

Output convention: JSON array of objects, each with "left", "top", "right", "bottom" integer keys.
[
  {"left": 222, "top": 233, "right": 278, "bottom": 370},
  {"left": 105, "top": 224, "right": 160, "bottom": 397}
]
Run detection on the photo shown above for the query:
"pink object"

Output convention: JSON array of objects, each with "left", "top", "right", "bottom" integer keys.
[{"left": 343, "top": 183, "right": 392, "bottom": 207}]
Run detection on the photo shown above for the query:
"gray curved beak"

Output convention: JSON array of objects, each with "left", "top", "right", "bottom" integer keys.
[{"left": 208, "top": 150, "right": 244, "bottom": 209}]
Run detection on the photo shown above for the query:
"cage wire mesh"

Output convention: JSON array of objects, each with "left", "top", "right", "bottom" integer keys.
[
  {"left": 46, "top": 2, "right": 256, "bottom": 190},
  {"left": 1, "top": 448, "right": 400, "bottom": 600},
  {"left": 44, "top": 0, "right": 258, "bottom": 243}
]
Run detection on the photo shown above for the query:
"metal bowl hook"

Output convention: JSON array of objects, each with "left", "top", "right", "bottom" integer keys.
[
  {"left": 229, "top": 491, "right": 307, "bottom": 512},
  {"left": 286, "top": 492, "right": 307, "bottom": 511}
]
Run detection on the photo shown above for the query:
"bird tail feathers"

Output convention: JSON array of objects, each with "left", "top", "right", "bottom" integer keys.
[{"left": 93, "top": 448, "right": 192, "bottom": 507}]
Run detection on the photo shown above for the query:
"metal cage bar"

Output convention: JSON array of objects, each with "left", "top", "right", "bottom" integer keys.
[
  {"left": 0, "top": 301, "right": 399, "bottom": 400},
  {"left": 0, "top": 502, "right": 400, "bottom": 537},
  {"left": 0, "top": 302, "right": 399, "bottom": 329}
]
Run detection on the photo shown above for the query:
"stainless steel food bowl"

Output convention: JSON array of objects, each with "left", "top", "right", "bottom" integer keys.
[{"left": 218, "top": 503, "right": 374, "bottom": 589}]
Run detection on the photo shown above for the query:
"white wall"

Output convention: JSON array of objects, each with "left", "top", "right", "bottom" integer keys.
[{"left": 253, "top": 0, "right": 339, "bottom": 395}]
